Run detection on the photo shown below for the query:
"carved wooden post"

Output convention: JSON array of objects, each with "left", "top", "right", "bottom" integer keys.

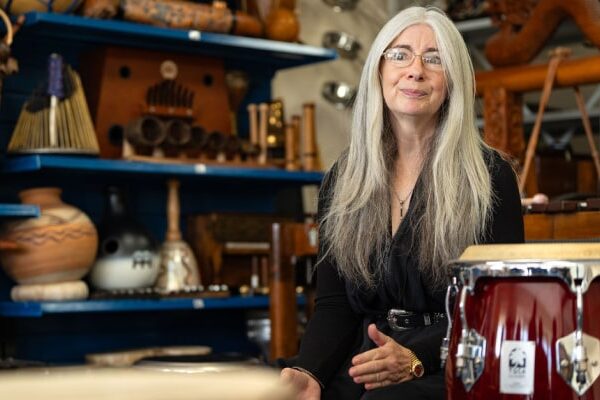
[
  {"left": 482, "top": 86, "right": 525, "bottom": 156},
  {"left": 269, "top": 223, "right": 297, "bottom": 361},
  {"left": 482, "top": 86, "right": 538, "bottom": 194},
  {"left": 269, "top": 222, "right": 318, "bottom": 361}
]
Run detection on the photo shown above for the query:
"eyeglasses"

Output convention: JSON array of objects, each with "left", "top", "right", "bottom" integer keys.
[{"left": 382, "top": 47, "right": 443, "bottom": 71}]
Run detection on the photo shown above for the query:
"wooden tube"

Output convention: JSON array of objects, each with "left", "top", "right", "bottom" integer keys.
[
  {"left": 164, "top": 119, "right": 192, "bottom": 146},
  {"left": 125, "top": 116, "right": 166, "bottom": 146},
  {"left": 291, "top": 114, "right": 301, "bottom": 168},
  {"left": 204, "top": 131, "right": 227, "bottom": 160},
  {"left": 284, "top": 123, "right": 297, "bottom": 171},
  {"left": 258, "top": 102, "right": 269, "bottom": 165},
  {"left": 247, "top": 103, "right": 258, "bottom": 145},
  {"left": 301, "top": 103, "right": 316, "bottom": 171}
]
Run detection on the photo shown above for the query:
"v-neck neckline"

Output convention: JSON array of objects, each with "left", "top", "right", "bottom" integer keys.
[{"left": 390, "top": 178, "right": 420, "bottom": 241}]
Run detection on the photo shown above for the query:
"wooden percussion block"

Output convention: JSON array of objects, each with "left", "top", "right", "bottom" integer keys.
[{"left": 81, "top": 46, "right": 231, "bottom": 159}]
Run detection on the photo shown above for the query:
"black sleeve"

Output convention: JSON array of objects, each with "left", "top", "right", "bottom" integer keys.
[
  {"left": 290, "top": 165, "right": 362, "bottom": 386},
  {"left": 485, "top": 152, "right": 525, "bottom": 244}
]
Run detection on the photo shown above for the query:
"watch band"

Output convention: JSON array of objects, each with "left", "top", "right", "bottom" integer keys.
[{"left": 408, "top": 350, "right": 425, "bottom": 378}]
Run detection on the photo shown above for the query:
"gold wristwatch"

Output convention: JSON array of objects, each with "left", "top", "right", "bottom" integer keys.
[{"left": 408, "top": 351, "right": 424, "bottom": 378}]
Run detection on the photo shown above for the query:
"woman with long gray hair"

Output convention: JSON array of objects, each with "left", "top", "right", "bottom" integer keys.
[{"left": 281, "top": 6, "right": 523, "bottom": 399}]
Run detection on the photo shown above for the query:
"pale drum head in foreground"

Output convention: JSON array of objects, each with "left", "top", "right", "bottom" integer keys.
[
  {"left": 459, "top": 242, "right": 600, "bottom": 262},
  {"left": 0, "top": 367, "right": 295, "bottom": 400}
]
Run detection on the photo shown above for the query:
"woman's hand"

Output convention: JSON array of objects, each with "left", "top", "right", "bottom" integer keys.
[
  {"left": 348, "top": 323, "right": 414, "bottom": 390},
  {"left": 280, "top": 367, "right": 321, "bottom": 400}
]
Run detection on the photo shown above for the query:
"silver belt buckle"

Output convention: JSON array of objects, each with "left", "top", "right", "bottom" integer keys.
[{"left": 387, "top": 309, "right": 414, "bottom": 331}]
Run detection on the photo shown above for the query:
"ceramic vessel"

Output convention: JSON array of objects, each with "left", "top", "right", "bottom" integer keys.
[
  {"left": 0, "top": 0, "right": 83, "bottom": 15},
  {"left": 89, "top": 186, "right": 159, "bottom": 290},
  {"left": 265, "top": 8, "right": 299, "bottom": 42},
  {"left": 0, "top": 187, "right": 98, "bottom": 285}
]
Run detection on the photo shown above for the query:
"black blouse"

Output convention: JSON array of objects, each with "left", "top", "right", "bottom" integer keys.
[{"left": 292, "top": 149, "right": 525, "bottom": 391}]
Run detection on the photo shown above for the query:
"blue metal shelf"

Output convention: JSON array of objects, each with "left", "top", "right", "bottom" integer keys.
[
  {"left": 0, "top": 295, "right": 306, "bottom": 317},
  {"left": 0, "top": 204, "right": 40, "bottom": 218},
  {"left": 1, "top": 155, "right": 324, "bottom": 184},
  {"left": 18, "top": 12, "right": 337, "bottom": 68}
]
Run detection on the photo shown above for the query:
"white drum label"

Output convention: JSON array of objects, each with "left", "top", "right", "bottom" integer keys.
[{"left": 500, "top": 340, "right": 535, "bottom": 395}]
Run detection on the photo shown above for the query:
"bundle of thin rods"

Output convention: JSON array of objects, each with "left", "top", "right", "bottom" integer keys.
[{"left": 8, "top": 56, "right": 99, "bottom": 154}]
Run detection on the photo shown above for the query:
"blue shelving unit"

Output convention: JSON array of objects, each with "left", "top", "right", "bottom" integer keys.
[
  {"left": 1, "top": 155, "right": 324, "bottom": 184},
  {"left": 19, "top": 12, "right": 337, "bottom": 68},
  {"left": 0, "top": 203, "right": 40, "bottom": 218},
  {"left": 0, "top": 295, "right": 306, "bottom": 317},
  {"left": 0, "top": 11, "right": 326, "bottom": 364}
]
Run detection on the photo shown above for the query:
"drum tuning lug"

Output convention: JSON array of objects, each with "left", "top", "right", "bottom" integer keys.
[
  {"left": 556, "top": 332, "right": 600, "bottom": 395},
  {"left": 455, "top": 329, "right": 486, "bottom": 391}
]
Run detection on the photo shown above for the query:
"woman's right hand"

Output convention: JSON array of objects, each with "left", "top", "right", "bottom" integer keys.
[{"left": 280, "top": 367, "right": 321, "bottom": 400}]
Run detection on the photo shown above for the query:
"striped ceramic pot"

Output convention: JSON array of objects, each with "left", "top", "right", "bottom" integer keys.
[{"left": 0, "top": 187, "right": 98, "bottom": 284}]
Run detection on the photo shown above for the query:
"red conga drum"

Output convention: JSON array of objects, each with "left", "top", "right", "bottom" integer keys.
[{"left": 443, "top": 243, "right": 600, "bottom": 399}]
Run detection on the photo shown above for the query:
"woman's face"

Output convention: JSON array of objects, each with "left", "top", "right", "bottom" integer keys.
[{"left": 380, "top": 24, "right": 447, "bottom": 122}]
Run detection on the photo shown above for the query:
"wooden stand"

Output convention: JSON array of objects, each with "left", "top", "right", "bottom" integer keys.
[{"left": 477, "top": 54, "right": 600, "bottom": 196}]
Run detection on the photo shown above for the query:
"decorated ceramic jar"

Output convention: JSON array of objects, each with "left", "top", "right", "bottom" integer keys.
[{"left": 0, "top": 187, "right": 98, "bottom": 285}]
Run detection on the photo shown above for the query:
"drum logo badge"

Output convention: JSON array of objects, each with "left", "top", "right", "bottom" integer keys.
[
  {"left": 508, "top": 348, "right": 527, "bottom": 375},
  {"left": 500, "top": 340, "right": 535, "bottom": 395}
]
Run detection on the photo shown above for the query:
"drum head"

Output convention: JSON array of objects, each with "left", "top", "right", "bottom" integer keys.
[
  {"left": 459, "top": 242, "right": 600, "bottom": 262},
  {"left": 0, "top": 367, "right": 294, "bottom": 400}
]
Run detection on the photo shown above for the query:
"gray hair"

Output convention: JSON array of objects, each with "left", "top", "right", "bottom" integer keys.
[{"left": 320, "top": 6, "right": 493, "bottom": 289}]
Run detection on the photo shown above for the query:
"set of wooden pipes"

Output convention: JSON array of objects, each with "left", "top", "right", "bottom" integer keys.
[{"left": 247, "top": 101, "right": 319, "bottom": 171}]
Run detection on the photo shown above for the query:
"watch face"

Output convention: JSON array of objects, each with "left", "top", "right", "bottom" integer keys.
[{"left": 412, "top": 362, "right": 424, "bottom": 378}]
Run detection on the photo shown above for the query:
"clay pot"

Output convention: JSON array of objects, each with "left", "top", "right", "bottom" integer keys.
[
  {"left": 0, "top": 0, "right": 83, "bottom": 15},
  {"left": 0, "top": 187, "right": 98, "bottom": 285},
  {"left": 265, "top": 8, "right": 299, "bottom": 42}
]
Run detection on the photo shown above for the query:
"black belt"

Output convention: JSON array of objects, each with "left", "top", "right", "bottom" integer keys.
[{"left": 386, "top": 309, "right": 446, "bottom": 331}]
